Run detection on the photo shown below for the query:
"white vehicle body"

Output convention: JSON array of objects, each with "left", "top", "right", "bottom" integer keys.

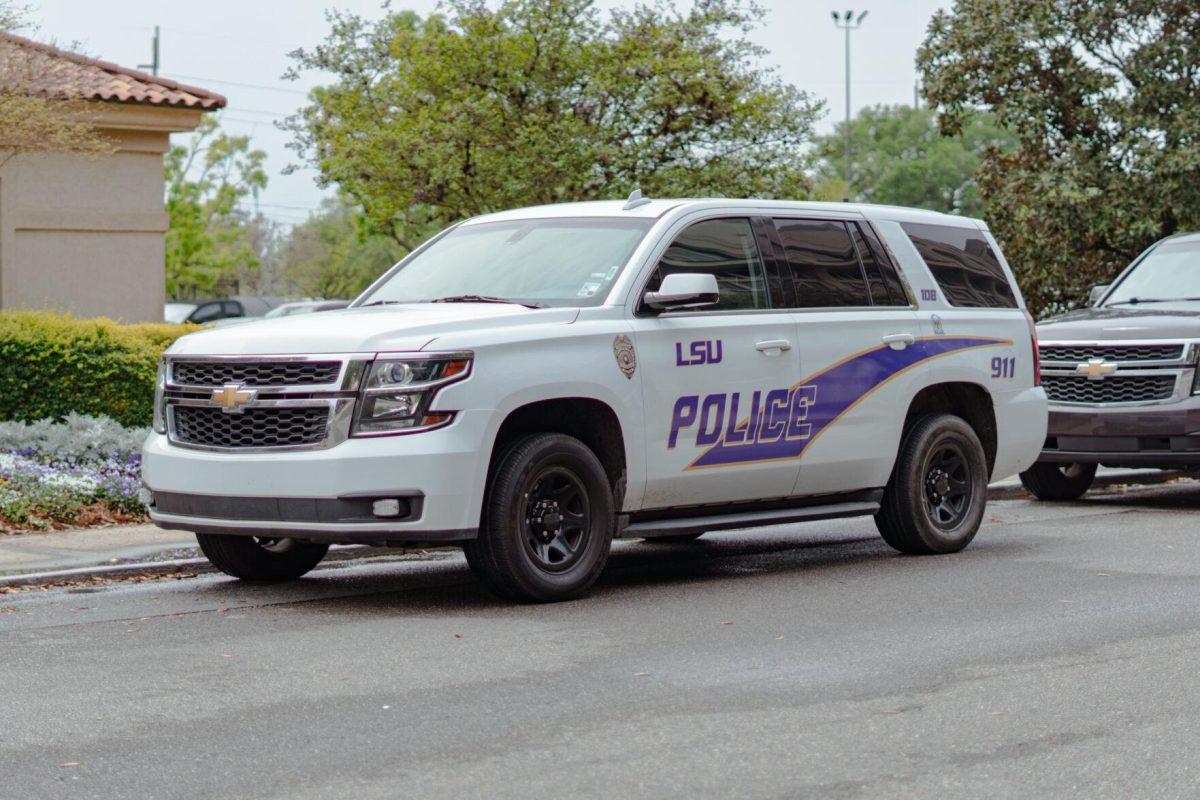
[{"left": 144, "top": 199, "right": 1046, "bottom": 552}]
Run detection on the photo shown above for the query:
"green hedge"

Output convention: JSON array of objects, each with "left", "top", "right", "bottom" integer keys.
[{"left": 0, "top": 312, "right": 197, "bottom": 428}]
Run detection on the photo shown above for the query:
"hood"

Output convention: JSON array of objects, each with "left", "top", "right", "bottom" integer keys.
[
  {"left": 1037, "top": 305, "right": 1200, "bottom": 341},
  {"left": 167, "top": 303, "right": 580, "bottom": 356}
]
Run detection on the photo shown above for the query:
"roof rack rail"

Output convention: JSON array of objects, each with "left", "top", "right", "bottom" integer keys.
[{"left": 622, "top": 189, "right": 651, "bottom": 211}]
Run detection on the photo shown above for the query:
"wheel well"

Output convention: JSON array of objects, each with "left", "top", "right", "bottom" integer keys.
[
  {"left": 488, "top": 398, "right": 627, "bottom": 505},
  {"left": 904, "top": 383, "right": 997, "bottom": 474}
]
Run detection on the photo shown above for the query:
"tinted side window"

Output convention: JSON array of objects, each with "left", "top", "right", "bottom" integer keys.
[
  {"left": 901, "top": 222, "right": 1017, "bottom": 308},
  {"left": 646, "top": 218, "right": 768, "bottom": 311},
  {"left": 774, "top": 219, "right": 870, "bottom": 308},
  {"left": 852, "top": 223, "right": 907, "bottom": 306},
  {"left": 190, "top": 303, "right": 223, "bottom": 324}
]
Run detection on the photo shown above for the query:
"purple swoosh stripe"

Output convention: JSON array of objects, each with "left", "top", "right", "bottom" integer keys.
[{"left": 688, "top": 337, "right": 1008, "bottom": 469}]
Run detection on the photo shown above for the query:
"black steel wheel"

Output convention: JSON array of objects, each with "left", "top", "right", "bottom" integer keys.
[
  {"left": 922, "top": 441, "right": 973, "bottom": 529},
  {"left": 1019, "top": 462, "right": 1097, "bottom": 501},
  {"left": 464, "top": 433, "right": 615, "bottom": 602},
  {"left": 521, "top": 467, "right": 590, "bottom": 572},
  {"left": 875, "top": 413, "right": 988, "bottom": 555}
]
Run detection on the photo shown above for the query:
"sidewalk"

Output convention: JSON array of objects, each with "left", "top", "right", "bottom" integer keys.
[
  {"left": 0, "top": 524, "right": 197, "bottom": 577},
  {"left": 0, "top": 468, "right": 1186, "bottom": 584}
]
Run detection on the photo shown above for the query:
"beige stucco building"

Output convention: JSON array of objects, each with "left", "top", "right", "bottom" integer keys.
[{"left": 0, "top": 33, "right": 224, "bottom": 322}]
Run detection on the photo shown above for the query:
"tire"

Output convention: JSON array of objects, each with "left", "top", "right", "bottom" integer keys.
[
  {"left": 1018, "top": 462, "right": 1097, "bottom": 501},
  {"left": 196, "top": 534, "right": 329, "bottom": 582},
  {"left": 464, "top": 433, "right": 615, "bottom": 603},
  {"left": 875, "top": 413, "right": 988, "bottom": 555},
  {"left": 642, "top": 532, "right": 706, "bottom": 544}
]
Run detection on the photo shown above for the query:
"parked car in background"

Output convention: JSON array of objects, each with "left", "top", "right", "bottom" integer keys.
[
  {"left": 164, "top": 296, "right": 288, "bottom": 325},
  {"left": 1021, "top": 232, "right": 1200, "bottom": 500},
  {"left": 264, "top": 300, "right": 351, "bottom": 318}
]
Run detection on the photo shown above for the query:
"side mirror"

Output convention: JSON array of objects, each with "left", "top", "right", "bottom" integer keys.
[
  {"left": 643, "top": 273, "right": 719, "bottom": 311},
  {"left": 1089, "top": 284, "right": 1110, "bottom": 306}
]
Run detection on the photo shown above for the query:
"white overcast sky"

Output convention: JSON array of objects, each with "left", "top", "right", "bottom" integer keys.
[{"left": 28, "top": 0, "right": 952, "bottom": 226}]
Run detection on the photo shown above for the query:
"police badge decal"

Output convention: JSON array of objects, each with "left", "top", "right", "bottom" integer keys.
[{"left": 613, "top": 335, "right": 637, "bottom": 379}]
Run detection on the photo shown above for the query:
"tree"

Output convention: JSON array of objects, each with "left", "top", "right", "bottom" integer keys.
[
  {"left": 918, "top": 0, "right": 1200, "bottom": 316},
  {"left": 814, "top": 104, "right": 1013, "bottom": 217},
  {"left": 165, "top": 116, "right": 268, "bottom": 299},
  {"left": 279, "top": 197, "right": 403, "bottom": 299},
  {"left": 0, "top": 4, "right": 111, "bottom": 167},
  {"left": 285, "top": 0, "right": 822, "bottom": 247}
]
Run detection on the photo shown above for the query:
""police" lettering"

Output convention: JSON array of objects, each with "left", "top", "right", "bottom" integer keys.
[{"left": 668, "top": 385, "right": 816, "bottom": 449}]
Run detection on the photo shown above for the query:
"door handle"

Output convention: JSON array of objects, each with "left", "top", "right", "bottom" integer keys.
[
  {"left": 755, "top": 339, "right": 792, "bottom": 354},
  {"left": 881, "top": 333, "right": 916, "bottom": 350}
]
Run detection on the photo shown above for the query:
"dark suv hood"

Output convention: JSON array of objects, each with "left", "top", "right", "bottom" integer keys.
[{"left": 1037, "top": 306, "right": 1200, "bottom": 341}]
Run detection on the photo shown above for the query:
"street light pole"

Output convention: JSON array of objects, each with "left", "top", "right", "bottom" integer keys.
[{"left": 831, "top": 9, "right": 868, "bottom": 189}]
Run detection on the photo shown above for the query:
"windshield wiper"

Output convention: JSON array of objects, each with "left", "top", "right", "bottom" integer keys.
[
  {"left": 430, "top": 294, "right": 545, "bottom": 309},
  {"left": 1106, "top": 296, "right": 1200, "bottom": 306},
  {"left": 359, "top": 299, "right": 402, "bottom": 307}
]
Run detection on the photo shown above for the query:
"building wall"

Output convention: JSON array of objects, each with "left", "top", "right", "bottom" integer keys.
[{"left": 0, "top": 105, "right": 202, "bottom": 323}]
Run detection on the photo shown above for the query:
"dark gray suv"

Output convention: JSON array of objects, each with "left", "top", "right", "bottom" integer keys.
[{"left": 1022, "top": 233, "right": 1200, "bottom": 499}]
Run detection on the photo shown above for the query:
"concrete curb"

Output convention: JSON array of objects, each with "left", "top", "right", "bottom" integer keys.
[
  {"left": 3, "top": 470, "right": 1192, "bottom": 589},
  {"left": 987, "top": 468, "right": 1189, "bottom": 500}
]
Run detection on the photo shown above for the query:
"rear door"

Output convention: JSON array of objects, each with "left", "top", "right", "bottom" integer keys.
[
  {"left": 768, "top": 217, "right": 924, "bottom": 496},
  {"left": 630, "top": 216, "right": 804, "bottom": 509}
]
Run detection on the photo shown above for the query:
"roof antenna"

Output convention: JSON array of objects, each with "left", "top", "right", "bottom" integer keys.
[{"left": 623, "top": 188, "right": 651, "bottom": 211}]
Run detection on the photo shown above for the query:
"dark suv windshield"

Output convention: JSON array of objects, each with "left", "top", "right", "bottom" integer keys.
[
  {"left": 358, "top": 217, "right": 654, "bottom": 308},
  {"left": 1105, "top": 240, "right": 1200, "bottom": 305}
]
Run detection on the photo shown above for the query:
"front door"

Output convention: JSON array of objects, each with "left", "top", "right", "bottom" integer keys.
[{"left": 631, "top": 217, "right": 805, "bottom": 509}]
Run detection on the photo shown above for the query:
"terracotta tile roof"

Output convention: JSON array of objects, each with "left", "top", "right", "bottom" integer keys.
[{"left": 0, "top": 31, "right": 226, "bottom": 109}]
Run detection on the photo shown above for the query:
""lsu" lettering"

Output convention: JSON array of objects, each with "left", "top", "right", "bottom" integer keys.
[
  {"left": 675, "top": 339, "right": 722, "bottom": 366},
  {"left": 668, "top": 385, "right": 817, "bottom": 449}
]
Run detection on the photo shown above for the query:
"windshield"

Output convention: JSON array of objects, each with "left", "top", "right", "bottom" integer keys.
[
  {"left": 358, "top": 217, "right": 654, "bottom": 308},
  {"left": 1105, "top": 241, "right": 1200, "bottom": 305},
  {"left": 164, "top": 303, "right": 197, "bottom": 324}
]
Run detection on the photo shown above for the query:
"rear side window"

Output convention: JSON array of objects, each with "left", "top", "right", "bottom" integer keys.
[
  {"left": 646, "top": 218, "right": 768, "bottom": 311},
  {"left": 852, "top": 223, "right": 908, "bottom": 306},
  {"left": 773, "top": 219, "right": 870, "bottom": 308},
  {"left": 901, "top": 222, "right": 1017, "bottom": 308}
]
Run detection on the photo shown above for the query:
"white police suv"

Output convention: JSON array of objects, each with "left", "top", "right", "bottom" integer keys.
[{"left": 143, "top": 196, "right": 1047, "bottom": 602}]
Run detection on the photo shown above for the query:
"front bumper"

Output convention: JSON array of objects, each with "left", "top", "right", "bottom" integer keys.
[
  {"left": 1039, "top": 398, "right": 1200, "bottom": 467},
  {"left": 141, "top": 410, "right": 493, "bottom": 543}
]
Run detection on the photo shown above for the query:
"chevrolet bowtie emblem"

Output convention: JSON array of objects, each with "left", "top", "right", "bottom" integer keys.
[
  {"left": 210, "top": 383, "right": 257, "bottom": 412},
  {"left": 1076, "top": 358, "right": 1118, "bottom": 380}
]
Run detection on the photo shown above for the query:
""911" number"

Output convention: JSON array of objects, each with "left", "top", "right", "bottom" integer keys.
[{"left": 991, "top": 356, "right": 1017, "bottom": 379}]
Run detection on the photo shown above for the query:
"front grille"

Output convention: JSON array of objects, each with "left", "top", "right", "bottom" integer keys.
[
  {"left": 1043, "top": 374, "right": 1177, "bottom": 404},
  {"left": 1039, "top": 344, "right": 1184, "bottom": 363},
  {"left": 172, "top": 360, "right": 341, "bottom": 387},
  {"left": 172, "top": 406, "right": 330, "bottom": 448}
]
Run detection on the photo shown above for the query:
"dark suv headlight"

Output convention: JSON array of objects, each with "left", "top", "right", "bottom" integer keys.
[{"left": 352, "top": 354, "right": 471, "bottom": 435}]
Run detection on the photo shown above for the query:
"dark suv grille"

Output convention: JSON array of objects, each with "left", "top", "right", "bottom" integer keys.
[
  {"left": 1039, "top": 344, "right": 1184, "bottom": 363},
  {"left": 172, "top": 361, "right": 341, "bottom": 387},
  {"left": 1043, "top": 374, "right": 1177, "bottom": 404},
  {"left": 172, "top": 406, "right": 329, "bottom": 448}
]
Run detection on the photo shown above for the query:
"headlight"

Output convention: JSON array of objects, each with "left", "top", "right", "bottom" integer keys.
[
  {"left": 152, "top": 361, "right": 167, "bottom": 434},
  {"left": 353, "top": 354, "right": 471, "bottom": 435}
]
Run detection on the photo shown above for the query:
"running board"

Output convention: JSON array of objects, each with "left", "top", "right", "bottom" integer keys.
[{"left": 618, "top": 500, "right": 880, "bottom": 539}]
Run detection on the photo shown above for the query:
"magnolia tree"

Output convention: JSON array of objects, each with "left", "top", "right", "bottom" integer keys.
[
  {"left": 285, "top": 0, "right": 823, "bottom": 249},
  {"left": 919, "top": 0, "right": 1200, "bottom": 316}
]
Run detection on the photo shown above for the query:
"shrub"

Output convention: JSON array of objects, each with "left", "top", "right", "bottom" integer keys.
[{"left": 0, "top": 312, "right": 196, "bottom": 428}]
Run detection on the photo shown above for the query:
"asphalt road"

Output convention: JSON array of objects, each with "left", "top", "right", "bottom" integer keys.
[{"left": 4, "top": 480, "right": 1200, "bottom": 799}]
